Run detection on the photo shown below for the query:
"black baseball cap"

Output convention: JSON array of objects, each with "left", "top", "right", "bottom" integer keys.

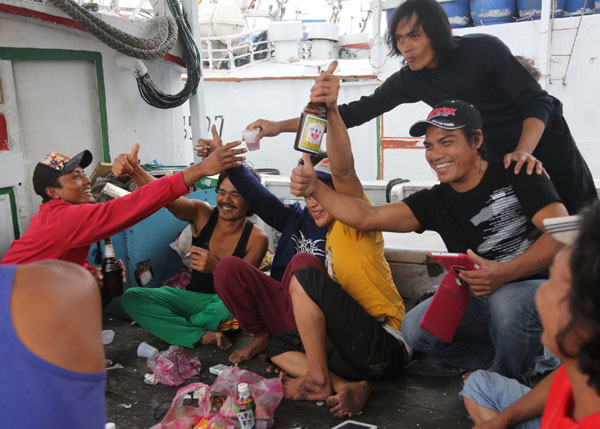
[
  {"left": 409, "top": 100, "right": 483, "bottom": 137},
  {"left": 33, "top": 150, "right": 93, "bottom": 199}
]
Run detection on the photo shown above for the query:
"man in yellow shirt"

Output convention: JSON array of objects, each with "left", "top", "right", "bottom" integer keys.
[{"left": 270, "top": 72, "right": 412, "bottom": 418}]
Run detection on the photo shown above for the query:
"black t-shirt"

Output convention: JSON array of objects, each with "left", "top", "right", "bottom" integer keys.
[
  {"left": 337, "top": 33, "right": 596, "bottom": 214},
  {"left": 338, "top": 33, "right": 554, "bottom": 151},
  {"left": 404, "top": 162, "right": 561, "bottom": 275}
]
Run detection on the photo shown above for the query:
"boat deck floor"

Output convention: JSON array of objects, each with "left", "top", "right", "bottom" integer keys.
[{"left": 103, "top": 314, "right": 472, "bottom": 429}]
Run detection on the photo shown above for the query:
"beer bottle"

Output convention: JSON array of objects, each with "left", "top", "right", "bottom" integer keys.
[
  {"left": 294, "top": 61, "right": 338, "bottom": 154},
  {"left": 102, "top": 238, "right": 123, "bottom": 297}
]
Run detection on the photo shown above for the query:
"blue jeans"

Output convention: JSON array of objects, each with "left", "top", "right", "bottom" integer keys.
[
  {"left": 401, "top": 279, "right": 543, "bottom": 384},
  {"left": 459, "top": 370, "right": 541, "bottom": 429}
]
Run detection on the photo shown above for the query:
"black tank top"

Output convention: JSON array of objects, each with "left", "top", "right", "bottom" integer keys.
[{"left": 188, "top": 209, "right": 254, "bottom": 294}]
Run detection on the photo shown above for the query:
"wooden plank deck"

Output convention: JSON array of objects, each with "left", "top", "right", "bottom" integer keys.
[{"left": 103, "top": 314, "right": 472, "bottom": 429}]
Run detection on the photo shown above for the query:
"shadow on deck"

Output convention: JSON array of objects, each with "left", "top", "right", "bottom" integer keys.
[{"left": 104, "top": 315, "right": 472, "bottom": 429}]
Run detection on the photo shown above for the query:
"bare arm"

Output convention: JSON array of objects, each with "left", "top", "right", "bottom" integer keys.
[
  {"left": 309, "top": 64, "right": 362, "bottom": 198},
  {"left": 472, "top": 369, "right": 557, "bottom": 428},
  {"left": 290, "top": 155, "right": 421, "bottom": 232},
  {"left": 461, "top": 201, "right": 567, "bottom": 295},
  {"left": 246, "top": 118, "right": 300, "bottom": 141},
  {"left": 113, "top": 142, "right": 247, "bottom": 223},
  {"left": 503, "top": 117, "right": 546, "bottom": 175},
  {"left": 242, "top": 227, "right": 269, "bottom": 268}
]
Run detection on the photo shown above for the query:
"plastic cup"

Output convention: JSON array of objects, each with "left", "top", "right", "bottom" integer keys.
[
  {"left": 102, "top": 329, "right": 115, "bottom": 345},
  {"left": 137, "top": 341, "right": 159, "bottom": 358},
  {"left": 242, "top": 129, "right": 260, "bottom": 151},
  {"left": 246, "top": 141, "right": 260, "bottom": 151}
]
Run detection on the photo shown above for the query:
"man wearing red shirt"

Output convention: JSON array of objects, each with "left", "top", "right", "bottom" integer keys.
[{"left": 1, "top": 144, "right": 245, "bottom": 290}]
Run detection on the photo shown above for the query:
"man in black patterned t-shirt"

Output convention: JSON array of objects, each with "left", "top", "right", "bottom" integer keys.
[{"left": 290, "top": 100, "right": 568, "bottom": 385}]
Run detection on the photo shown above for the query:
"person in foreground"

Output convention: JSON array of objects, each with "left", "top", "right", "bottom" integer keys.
[
  {"left": 249, "top": 0, "right": 596, "bottom": 214},
  {"left": 196, "top": 127, "right": 328, "bottom": 363},
  {"left": 461, "top": 203, "right": 600, "bottom": 428},
  {"left": 274, "top": 77, "right": 411, "bottom": 418},
  {"left": 113, "top": 144, "right": 268, "bottom": 350},
  {"left": 0, "top": 260, "right": 106, "bottom": 428},
  {"left": 290, "top": 99, "right": 568, "bottom": 385}
]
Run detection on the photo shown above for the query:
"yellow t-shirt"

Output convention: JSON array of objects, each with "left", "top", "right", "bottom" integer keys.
[{"left": 325, "top": 196, "right": 405, "bottom": 330}]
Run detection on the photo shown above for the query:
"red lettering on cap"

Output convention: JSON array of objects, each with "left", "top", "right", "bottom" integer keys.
[{"left": 427, "top": 107, "right": 457, "bottom": 120}]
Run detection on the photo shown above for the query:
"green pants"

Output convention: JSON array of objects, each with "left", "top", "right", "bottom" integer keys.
[{"left": 122, "top": 286, "right": 234, "bottom": 348}]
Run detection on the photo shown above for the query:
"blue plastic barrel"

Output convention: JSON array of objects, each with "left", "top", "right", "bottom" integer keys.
[
  {"left": 385, "top": 8, "right": 395, "bottom": 24},
  {"left": 471, "top": 0, "right": 516, "bottom": 25},
  {"left": 518, "top": 0, "right": 565, "bottom": 19},
  {"left": 563, "top": 0, "right": 594, "bottom": 15},
  {"left": 440, "top": 0, "right": 471, "bottom": 28}
]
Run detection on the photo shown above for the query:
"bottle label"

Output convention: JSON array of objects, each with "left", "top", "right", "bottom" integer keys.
[
  {"left": 299, "top": 114, "right": 326, "bottom": 153},
  {"left": 105, "top": 243, "right": 115, "bottom": 258},
  {"left": 235, "top": 399, "right": 256, "bottom": 429}
]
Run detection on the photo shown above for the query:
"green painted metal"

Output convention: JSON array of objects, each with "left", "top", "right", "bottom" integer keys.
[
  {"left": 0, "top": 187, "right": 20, "bottom": 239},
  {"left": 0, "top": 48, "right": 110, "bottom": 161}
]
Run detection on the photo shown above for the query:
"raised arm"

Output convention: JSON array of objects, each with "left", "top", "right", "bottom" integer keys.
[
  {"left": 246, "top": 118, "right": 300, "bottom": 142},
  {"left": 113, "top": 142, "right": 247, "bottom": 223},
  {"left": 290, "top": 153, "right": 421, "bottom": 232},
  {"left": 226, "top": 165, "right": 294, "bottom": 232},
  {"left": 310, "top": 64, "right": 362, "bottom": 198},
  {"left": 195, "top": 126, "right": 296, "bottom": 232}
]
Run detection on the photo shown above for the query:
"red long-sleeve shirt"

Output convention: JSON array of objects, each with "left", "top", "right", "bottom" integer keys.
[{"left": 1, "top": 172, "right": 188, "bottom": 266}]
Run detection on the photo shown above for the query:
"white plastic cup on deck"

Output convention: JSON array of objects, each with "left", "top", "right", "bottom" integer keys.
[
  {"left": 102, "top": 329, "right": 115, "bottom": 345},
  {"left": 137, "top": 341, "right": 159, "bottom": 358},
  {"left": 242, "top": 128, "right": 260, "bottom": 151}
]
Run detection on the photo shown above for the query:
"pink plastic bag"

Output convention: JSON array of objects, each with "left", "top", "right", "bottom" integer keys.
[
  {"left": 210, "top": 367, "right": 283, "bottom": 428},
  {"left": 151, "top": 367, "right": 283, "bottom": 429},
  {"left": 149, "top": 382, "right": 214, "bottom": 429},
  {"left": 147, "top": 345, "right": 202, "bottom": 386}
]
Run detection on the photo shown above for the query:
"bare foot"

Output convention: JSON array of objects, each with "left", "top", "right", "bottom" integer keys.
[
  {"left": 229, "top": 333, "right": 270, "bottom": 364},
  {"left": 326, "top": 381, "right": 371, "bottom": 418},
  {"left": 281, "top": 373, "right": 333, "bottom": 401},
  {"left": 201, "top": 331, "right": 232, "bottom": 350}
]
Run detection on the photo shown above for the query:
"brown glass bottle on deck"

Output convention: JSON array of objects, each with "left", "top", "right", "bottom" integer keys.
[
  {"left": 102, "top": 238, "right": 123, "bottom": 297},
  {"left": 294, "top": 61, "right": 338, "bottom": 154}
]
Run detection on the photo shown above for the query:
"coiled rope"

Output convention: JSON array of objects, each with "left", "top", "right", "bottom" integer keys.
[
  {"left": 47, "top": 0, "right": 202, "bottom": 108},
  {"left": 48, "top": 0, "right": 178, "bottom": 59}
]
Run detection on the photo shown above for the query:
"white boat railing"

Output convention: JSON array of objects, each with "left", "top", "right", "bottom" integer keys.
[{"left": 199, "top": 28, "right": 274, "bottom": 70}]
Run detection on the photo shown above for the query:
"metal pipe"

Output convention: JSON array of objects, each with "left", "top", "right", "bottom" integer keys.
[
  {"left": 181, "top": 0, "right": 208, "bottom": 163},
  {"left": 372, "top": 0, "right": 383, "bottom": 74},
  {"left": 538, "top": 0, "right": 552, "bottom": 89}
]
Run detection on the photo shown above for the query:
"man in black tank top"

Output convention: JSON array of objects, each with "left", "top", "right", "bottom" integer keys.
[{"left": 112, "top": 146, "right": 268, "bottom": 349}]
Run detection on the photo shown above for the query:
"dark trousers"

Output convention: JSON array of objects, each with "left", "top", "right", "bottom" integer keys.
[
  {"left": 267, "top": 265, "right": 410, "bottom": 381},
  {"left": 213, "top": 253, "right": 325, "bottom": 336}
]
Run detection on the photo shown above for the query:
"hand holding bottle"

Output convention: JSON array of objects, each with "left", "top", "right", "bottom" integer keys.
[{"left": 310, "top": 60, "right": 340, "bottom": 110}]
